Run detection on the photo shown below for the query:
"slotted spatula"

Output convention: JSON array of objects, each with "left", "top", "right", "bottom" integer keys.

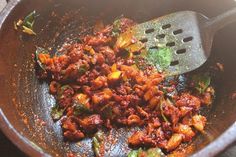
[{"left": 123, "top": 7, "right": 236, "bottom": 75}]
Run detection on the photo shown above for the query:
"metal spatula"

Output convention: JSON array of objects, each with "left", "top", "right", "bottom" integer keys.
[{"left": 124, "top": 7, "right": 236, "bottom": 75}]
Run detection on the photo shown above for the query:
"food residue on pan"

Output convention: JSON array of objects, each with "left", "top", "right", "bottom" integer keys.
[{"left": 34, "top": 16, "right": 215, "bottom": 156}]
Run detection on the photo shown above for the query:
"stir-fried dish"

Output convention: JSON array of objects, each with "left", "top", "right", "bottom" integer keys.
[{"left": 35, "top": 17, "right": 214, "bottom": 156}]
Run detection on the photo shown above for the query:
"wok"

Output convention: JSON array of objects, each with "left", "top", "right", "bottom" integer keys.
[{"left": 0, "top": 0, "right": 236, "bottom": 156}]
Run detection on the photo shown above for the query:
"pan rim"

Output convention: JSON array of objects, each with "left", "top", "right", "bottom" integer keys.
[
  {"left": 0, "top": 109, "right": 50, "bottom": 157},
  {"left": 0, "top": 1, "right": 50, "bottom": 156}
]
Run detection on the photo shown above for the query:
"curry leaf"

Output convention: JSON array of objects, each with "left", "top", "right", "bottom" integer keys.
[
  {"left": 23, "top": 10, "right": 37, "bottom": 29},
  {"left": 127, "top": 150, "right": 139, "bottom": 157},
  {"left": 93, "top": 131, "right": 105, "bottom": 157},
  {"left": 128, "top": 148, "right": 143, "bottom": 157},
  {"left": 20, "top": 10, "right": 38, "bottom": 35},
  {"left": 192, "top": 74, "right": 211, "bottom": 94},
  {"left": 73, "top": 93, "right": 91, "bottom": 116},
  {"left": 115, "top": 31, "right": 133, "bottom": 50},
  {"left": 57, "top": 85, "right": 73, "bottom": 99},
  {"left": 128, "top": 148, "right": 165, "bottom": 157},
  {"left": 73, "top": 103, "right": 91, "bottom": 116},
  {"left": 112, "top": 20, "right": 121, "bottom": 36},
  {"left": 22, "top": 26, "right": 36, "bottom": 35},
  {"left": 160, "top": 98, "right": 169, "bottom": 123},
  {"left": 35, "top": 47, "right": 49, "bottom": 71},
  {"left": 133, "top": 50, "right": 149, "bottom": 71},
  {"left": 146, "top": 47, "right": 172, "bottom": 71},
  {"left": 14, "top": 10, "right": 38, "bottom": 35},
  {"left": 78, "top": 65, "right": 88, "bottom": 75},
  {"left": 146, "top": 148, "right": 165, "bottom": 157},
  {"left": 112, "top": 15, "right": 124, "bottom": 36},
  {"left": 125, "top": 41, "right": 145, "bottom": 54},
  {"left": 100, "top": 103, "right": 113, "bottom": 118},
  {"left": 51, "top": 105, "right": 64, "bottom": 121}
]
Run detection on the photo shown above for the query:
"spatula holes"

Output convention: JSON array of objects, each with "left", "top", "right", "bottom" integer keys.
[
  {"left": 183, "top": 36, "right": 193, "bottom": 42},
  {"left": 162, "top": 24, "right": 171, "bottom": 29},
  {"left": 166, "top": 42, "right": 175, "bottom": 47},
  {"left": 173, "top": 29, "right": 183, "bottom": 35},
  {"left": 149, "top": 46, "right": 159, "bottom": 50},
  {"left": 176, "top": 49, "right": 186, "bottom": 54},
  {"left": 145, "top": 28, "right": 155, "bottom": 34},
  {"left": 170, "top": 60, "right": 179, "bottom": 66},
  {"left": 156, "top": 34, "right": 165, "bottom": 39},
  {"left": 140, "top": 38, "right": 148, "bottom": 43}
]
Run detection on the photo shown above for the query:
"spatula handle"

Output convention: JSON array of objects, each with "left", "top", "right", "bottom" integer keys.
[{"left": 207, "top": 7, "right": 236, "bottom": 33}]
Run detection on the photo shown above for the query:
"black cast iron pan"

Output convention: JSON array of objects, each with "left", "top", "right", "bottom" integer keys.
[{"left": 1, "top": 0, "right": 236, "bottom": 156}]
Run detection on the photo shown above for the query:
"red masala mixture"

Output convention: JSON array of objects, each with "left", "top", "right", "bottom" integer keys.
[{"left": 36, "top": 17, "right": 214, "bottom": 156}]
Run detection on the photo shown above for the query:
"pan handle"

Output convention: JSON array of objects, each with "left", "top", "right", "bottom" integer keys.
[{"left": 206, "top": 7, "right": 236, "bottom": 34}]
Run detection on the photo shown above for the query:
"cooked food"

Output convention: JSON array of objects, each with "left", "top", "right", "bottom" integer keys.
[{"left": 35, "top": 17, "right": 214, "bottom": 156}]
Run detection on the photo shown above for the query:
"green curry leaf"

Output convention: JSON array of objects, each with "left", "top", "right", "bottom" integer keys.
[
  {"left": 73, "top": 102, "right": 91, "bottom": 116},
  {"left": 19, "top": 10, "right": 37, "bottom": 35},
  {"left": 128, "top": 148, "right": 143, "bottom": 157},
  {"left": 57, "top": 85, "right": 73, "bottom": 99},
  {"left": 128, "top": 148, "right": 165, "bottom": 157},
  {"left": 100, "top": 103, "right": 113, "bottom": 118},
  {"left": 78, "top": 65, "right": 88, "bottom": 75},
  {"left": 112, "top": 15, "right": 124, "bottom": 36},
  {"left": 35, "top": 47, "right": 49, "bottom": 71},
  {"left": 192, "top": 74, "right": 211, "bottom": 94},
  {"left": 160, "top": 98, "right": 170, "bottom": 123},
  {"left": 128, "top": 150, "right": 139, "bottom": 157},
  {"left": 93, "top": 131, "right": 105, "bottom": 157},
  {"left": 51, "top": 105, "right": 64, "bottom": 121},
  {"left": 146, "top": 148, "right": 165, "bottom": 157},
  {"left": 23, "top": 10, "right": 37, "bottom": 29}
]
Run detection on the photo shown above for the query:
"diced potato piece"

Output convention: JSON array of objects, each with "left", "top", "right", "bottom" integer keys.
[
  {"left": 92, "top": 95, "right": 101, "bottom": 105},
  {"left": 174, "top": 124, "right": 195, "bottom": 142},
  {"left": 192, "top": 115, "right": 207, "bottom": 132},
  {"left": 120, "top": 65, "right": 139, "bottom": 80},
  {"left": 148, "top": 96, "right": 161, "bottom": 109},
  {"left": 128, "top": 131, "right": 154, "bottom": 146},
  {"left": 108, "top": 71, "right": 122, "bottom": 83},
  {"left": 125, "top": 41, "right": 144, "bottom": 54},
  {"left": 115, "top": 31, "right": 133, "bottom": 51},
  {"left": 74, "top": 93, "right": 90, "bottom": 106},
  {"left": 38, "top": 53, "right": 50, "bottom": 64},
  {"left": 92, "top": 76, "right": 107, "bottom": 90},
  {"left": 103, "top": 88, "right": 113, "bottom": 100},
  {"left": 111, "top": 64, "right": 117, "bottom": 72},
  {"left": 144, "top": 86, "right": 159, "bottom": 101},
  {"left": 166, "top": 133, "right": 183, "bottom": 151},
  {"left": 92, "top": 88, "right": 113, "bottom": 105},
  {"left": 127, "top": 114, "right": 141, "bottom": 126},
  {"left": 49, "top": 81, "right": 60, "bottom": 94},
  {"left": 84, "top": 45, "right": 95, "bottom": 55}
]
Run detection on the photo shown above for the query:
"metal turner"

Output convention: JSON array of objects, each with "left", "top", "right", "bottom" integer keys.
[{"left": 123, "top": 7, "right": 236, "bottom": 75}]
